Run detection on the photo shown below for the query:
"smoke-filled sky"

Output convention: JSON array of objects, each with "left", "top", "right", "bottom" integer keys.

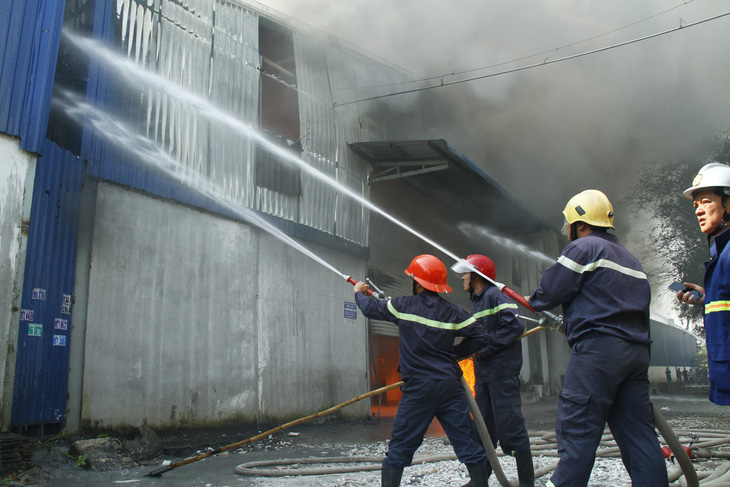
[{"left": 258, "top": 0, "right": 730, "bottom": 229}]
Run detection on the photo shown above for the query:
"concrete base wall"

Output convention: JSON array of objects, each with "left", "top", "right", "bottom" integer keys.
[
  {"left": 0, "top": 134, "right": 36, "bottom": 430},
  {"left": 77, "top": 182, "right": 369, "bottom": 429}
]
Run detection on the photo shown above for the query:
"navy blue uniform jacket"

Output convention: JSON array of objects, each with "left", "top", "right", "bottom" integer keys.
[
  {"left": 702, "top": 227, "right": 730, "bottom": 405},
  {"left": 528, "top": 232, "right": 651, "bottom": 347},
  {"left": 471, "top": 285, "right": 525, "bottom": 382},
  {"left": 355, "top": 290, "right": 488, "bottom": 380}
]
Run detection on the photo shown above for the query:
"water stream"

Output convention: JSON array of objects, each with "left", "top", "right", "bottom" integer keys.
[
  {"left": 64, "top": 32, "right": 465, "bottom": 264},
  {"left": 55, "top": 90, "right": 347, "bottom": 279},
  {"left": 458, "top": 222, "right": 556, "bottom": 266}
]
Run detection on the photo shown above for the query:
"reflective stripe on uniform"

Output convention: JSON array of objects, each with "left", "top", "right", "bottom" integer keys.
[
  {"left": 557, "top": 255, "right": 647, "bottom": 280},
  {"left": 705, "top": 300, "right": 730, "bottom": 313},
  {"left": 546, "top": 481, "right": 556, "bottom": 487},
  {"left": 387, "top": 300, "right": 476, "bottom": 330},
  {"left": 473, "top": 302, "right": 519, "bottom": 319}
]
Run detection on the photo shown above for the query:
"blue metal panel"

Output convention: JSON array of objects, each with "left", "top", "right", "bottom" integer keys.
[
  {"left": 11, "top": 139, "right": 84, "bottom": 427},
  {"left": 0, "top": 0, "right": 66, "bottom": 153}
]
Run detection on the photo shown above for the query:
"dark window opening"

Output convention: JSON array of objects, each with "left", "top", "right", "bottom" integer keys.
[
  {"left": 256, "top": 19, "right": 301, "bottom": 195},
  {"left": 46, "top": 0, "right": 96, "bottom": 154}
]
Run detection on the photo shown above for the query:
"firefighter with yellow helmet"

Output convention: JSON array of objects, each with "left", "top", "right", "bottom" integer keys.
[
  {"left": 353, "top": 254, "right": 490, "bottom": 486},
  {"left": 526, "top": 190, "right": 668, "bottom": 487},
  {"left": 677, "top": 162, "right": 730, "bottom": 406}
]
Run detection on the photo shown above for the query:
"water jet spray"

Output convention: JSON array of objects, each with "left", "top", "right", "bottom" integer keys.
[
  {"left": 56, "top": 91, "right": 382, "bottom": 300},
  {"left": 65, "top": 31, "right": 553, "bottom": 317}
]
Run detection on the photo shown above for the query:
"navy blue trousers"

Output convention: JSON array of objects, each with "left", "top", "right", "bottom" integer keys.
[
  {"left": 382, "top": 378, "right": 487, "bottom": 469},
  {"left": 474, "top": 375, "right": 531, "bottom": 455},
  {"left": 549, "top": 336, "right": 668, "bottom": 487}
]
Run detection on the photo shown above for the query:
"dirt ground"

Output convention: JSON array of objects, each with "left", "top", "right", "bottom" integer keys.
[{"left": 8, "top": 388, "right": 730, "bottom": 487}]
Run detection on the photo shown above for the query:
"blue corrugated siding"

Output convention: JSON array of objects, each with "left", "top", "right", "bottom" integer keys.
[
  {"left": 11, "top": 139, "right": 84, "bottom": 427},
  {"left": 0, "top": 0, "right": 66, "bottom": 153}
]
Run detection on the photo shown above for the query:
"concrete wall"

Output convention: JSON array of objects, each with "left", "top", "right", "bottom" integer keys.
[
  {"left": 0, "top": 134, "right": 36, "bottom": 430},
  {"left": 75, "top": 182, "right": 369, "bottom": 429}
]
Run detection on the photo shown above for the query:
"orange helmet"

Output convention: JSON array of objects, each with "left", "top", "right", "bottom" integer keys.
[
  {"left": 404, "top": 254, "right": 452, "bottom": 293},
  {"left": 451, "top": 254, "right": 496, "bottom": 281}
]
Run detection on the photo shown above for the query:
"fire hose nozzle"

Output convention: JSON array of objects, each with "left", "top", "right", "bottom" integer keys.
[
  {"left": 538, "top": 311, "right": 564, "bottom": 332},
  {"left": 344, "top": 276, "right": 381, "bottom": 298},
  {"left": 366, "top": 278, "right": 388, "bottom": 300}
]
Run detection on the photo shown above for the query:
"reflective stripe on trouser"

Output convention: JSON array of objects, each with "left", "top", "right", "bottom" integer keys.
[
  {"left": 549, "top": 336, "right": 668, "bottom": 487},
  {"left": 382, "top": 378, "right": 487, "bottom": 469}
]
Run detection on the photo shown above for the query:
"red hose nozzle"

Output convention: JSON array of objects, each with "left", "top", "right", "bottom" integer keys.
[
  {"left": 345, "top": 276, "right": 376, "bottom": 297},
  {"left": 490, "top": 279, "right": 563, "bottom": 329}
]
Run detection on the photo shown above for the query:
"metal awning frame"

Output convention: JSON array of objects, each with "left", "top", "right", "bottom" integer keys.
[{"left": 369, "top": 161, "right": 450, "bottom": 183}]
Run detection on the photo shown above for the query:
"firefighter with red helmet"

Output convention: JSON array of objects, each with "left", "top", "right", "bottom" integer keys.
[
  {"left": 452, "top": 254, "right": 534, "bottom": 486},
  {"left": 526, "top": 190, "right": 667, "bottom": 487},
  {"left": 353, "top": 254, "right": 490, "bottom": 487},
  {"left": 677, "top": 162, "right": 730, "bottom": 406}
]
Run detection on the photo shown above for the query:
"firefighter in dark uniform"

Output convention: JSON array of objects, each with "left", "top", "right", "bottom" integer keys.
[
  {"left": 526, "top": 190, "right": 667, "bottom": 487},
  {"left": 452, "top": 254, "right": 534, "bottom": 486},
  {"left": 677, "top": 163, "right": 730, "bottom": 406},
  {"left": 353, "top": 254, "right": 490, "bottom": 487}
]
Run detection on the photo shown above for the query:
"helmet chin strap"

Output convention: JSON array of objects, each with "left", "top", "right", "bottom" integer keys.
[{"left": 570, "top": 222, "right": 579, "bottom": 242}]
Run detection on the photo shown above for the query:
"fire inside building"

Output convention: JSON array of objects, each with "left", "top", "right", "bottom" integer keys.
[{"left": 0, "top": 0, "right": 699, "bottom": 438}]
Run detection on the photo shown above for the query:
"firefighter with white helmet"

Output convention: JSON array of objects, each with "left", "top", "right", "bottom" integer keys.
[
  {"left": 452, "top": 255, "right": 534, "bottom": 487},
  {"left": 526, "top": 190, "right": 668, "bottom": 487},
  {"left": 353, "top": 254, "right": 490, "bottom": 487},
  {"left": 677, "top": 162, "right": 730, "bottom": 406}
]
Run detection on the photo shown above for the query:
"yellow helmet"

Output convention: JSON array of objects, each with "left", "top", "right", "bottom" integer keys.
[{"left": 562, "top": 190, "right": 615, "bottom": 232}]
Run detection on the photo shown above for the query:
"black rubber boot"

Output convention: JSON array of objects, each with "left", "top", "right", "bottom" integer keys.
[
  {"left": 465, "top": 462, "right": 491, "bottom": 487},
  {"left": 381, "top": 468, "right": 403, "bottom": 487},
  {"left": 514, "top": 450, "right": 535, "bottom": 487}
]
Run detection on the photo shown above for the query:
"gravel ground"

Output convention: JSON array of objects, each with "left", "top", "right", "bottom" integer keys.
[{"left": 9, "top": 389, "right": 730, "bottom": 487}]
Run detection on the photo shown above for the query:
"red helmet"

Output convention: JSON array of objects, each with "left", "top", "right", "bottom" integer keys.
[
  {"left": 404, "top": 254, "right": 452, "bottom": 293},
  {"left": 451, "top": 254, "right": 496, "bottom": 281}
]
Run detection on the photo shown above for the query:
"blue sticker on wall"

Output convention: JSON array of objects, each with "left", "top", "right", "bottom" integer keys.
[
  {"left": 344, "top": 301, "right": 358, "bottom": 320},
  {"left": 52, "top": 335, "right": 67, "bottom": 347},
  {"left": 32, "top": 288, "right": 47, "bottom": 300},
  {"left": 20, "top": 309, "right": 34, "bottom": 321},
  {"left": 54, "top": 318, "right": 68, "bottom": 331}
]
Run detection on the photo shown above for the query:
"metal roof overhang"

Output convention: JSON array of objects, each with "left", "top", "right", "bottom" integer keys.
[{"left": 349, "top": 139, "right": 553, "bottom": 233}]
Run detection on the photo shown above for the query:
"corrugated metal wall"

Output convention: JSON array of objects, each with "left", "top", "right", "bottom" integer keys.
[
  {"left": 0, "top": 0, "right": 66, "bottom": 153},
  {"left": 651, "top": 323, "right": 699, "bottom": 366},
  {"left": 0, "top": 134, "right": 36, "bottom": 430},
  {"left": 68, "top": 0, "right": 411, "bottom": 250},
  {"left": 11, "top": 140, "right": 84, "bottom": 427},
  {"left": 79, "top": 182, "right": 369, "bottom": 427},
  {"left": 55, "top": 0, "right": 414, "bottom": 427}
]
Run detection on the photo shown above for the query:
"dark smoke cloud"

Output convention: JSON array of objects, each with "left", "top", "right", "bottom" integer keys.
[{"left": 260, "top": 0, "right": 730, "bottom": 228}]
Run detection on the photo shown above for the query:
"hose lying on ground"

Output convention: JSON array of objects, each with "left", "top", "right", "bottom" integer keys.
[{"left": 234, "top": 425, "right": 730, "bottom": 483}]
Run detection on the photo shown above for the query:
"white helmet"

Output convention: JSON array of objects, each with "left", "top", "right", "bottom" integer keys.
[{"left": 683, "top": 163, "right": 730, "bottom": 200}]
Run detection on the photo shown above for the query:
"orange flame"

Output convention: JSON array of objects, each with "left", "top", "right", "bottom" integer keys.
[{"left": 460, "top": 358, "right": 476, "bottom": 396}]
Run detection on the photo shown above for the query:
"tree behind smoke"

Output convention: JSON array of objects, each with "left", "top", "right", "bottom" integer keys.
[{"left": 626, "top": 129, "right": 730, "bottom": 335}]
